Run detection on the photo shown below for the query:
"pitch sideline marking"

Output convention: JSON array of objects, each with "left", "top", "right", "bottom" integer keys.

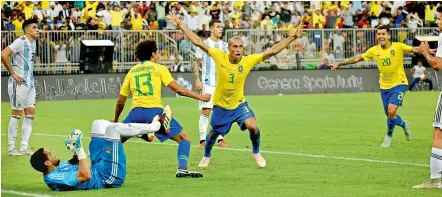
[
  {"left": 23, "top": 133, "right": 430, "bottom": 168},
  {"left": 1, "top": 189, "right": 55, "bottom": 197}
]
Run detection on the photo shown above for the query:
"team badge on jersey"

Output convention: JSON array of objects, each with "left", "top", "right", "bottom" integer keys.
[
  {"left": 390, "top": 50, "right": 395, "bottom": 56},
  {"left": 238, "top": 65, "right": 243, "bottom": 73}
]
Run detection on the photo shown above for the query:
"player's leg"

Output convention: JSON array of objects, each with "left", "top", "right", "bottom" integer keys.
[
  {"left": 120, "top": 108, "right": 157, "bottom": 143},
  {"left": 199, "top": 85, "right": 229, "bottom": 148},
  {"left": 101, "top": 123, "right": 127, "bottom": 188},
  {"left": 169, "top": 131, "right": 203, "bottom": 178},
  {"left": 237, "top": 102, "right": 266, "bottom": 168},
  {"left": 413, "top": 94, "right": 442, "bottom": 189},
  {"left": 198, "top": 106, "right": 233, "bottom": 167},
  {"left": 7, "top": 83, "right": 24, "bottom": 156},
  {"left": 20, "top": 86, "right": 37, "bottom": 155},
  {"left": 388, "top": 85, "right": 410, "bottom": 141},
  {"left": 408, "top": 78, "right": 420, "bottom": 91},
  {"left": 424, "top": 78, "right": 434, "bottom": 91}
]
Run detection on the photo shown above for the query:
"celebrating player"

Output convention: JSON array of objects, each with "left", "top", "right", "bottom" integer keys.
[
  {"left": 194, "top": 19, "right": 230, "bottom": 148},
  {"left": 331, "top": 25, "right": 422, "bottom": 148},
  {"left": 412, "top": 6, "right": 442, "bottom": 189},
  {"left": 1, "top": 19, "right": 39, "bottom": 156},
  {"left": 30, "top": 113, "right": 169, "bottom": 191},
  {"left": 167, "top": 11, "right": 304, "bottom": 168},
  {"left": 113, "top": 40, "right": 210, "bottom": 177}
]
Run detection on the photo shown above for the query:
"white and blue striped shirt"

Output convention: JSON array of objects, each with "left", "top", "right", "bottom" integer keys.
[
  {"left": 195, "top": 38, "right": 228, "bottom": 87},
  {"left": 8, "top": 36, "right": 36, "bottom": 88}
]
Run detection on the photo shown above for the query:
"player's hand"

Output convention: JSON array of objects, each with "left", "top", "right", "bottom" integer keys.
[
  {"left": 64, "top": 135, "right": 76, "bottom": 154},
  {"left": 166, "top": 10, "right": 180, "bottom": 26},
  {"left": 200, "top": 93, "right": 211, "bottom": 102},
  {"left": 330, "top": 64, "right": 339, "bottom": 71},
  {"left": 292, "top": 21, "right": 306, "bottom": 39},
  {"left": 419, "top": 41, "right": 430, "bottom": 54},
  {"left": 11, "top": 73, "right": 24, "bottom": 85},
  {"left": 195, "top": 79, "right": 203, "bottom": 91}
]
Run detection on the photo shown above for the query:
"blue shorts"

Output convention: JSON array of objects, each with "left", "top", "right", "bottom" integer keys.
[
  {"left": 122, "top": 107, "right": 183, "bottom": 142},
  {"left": 89, "top": 137, "right": 126, "bottom": 188},
  {"left": 210, "top": 102, "right": 256, "bottom": 136},
  {"left": 380, "top": 85, "right": 407, "bottom": 113}
]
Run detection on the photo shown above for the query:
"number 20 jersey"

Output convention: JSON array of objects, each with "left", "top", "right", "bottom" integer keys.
[
  {"left": 120, "top": 60, "right": 174, "bottom": 109},
  {"left": 361, "top": 42, "right": 412, "bottom": 90}
]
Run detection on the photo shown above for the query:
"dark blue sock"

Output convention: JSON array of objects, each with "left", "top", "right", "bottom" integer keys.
[
  {"left": 393, "top": 115, "right": 406, "bottom": 129},
  {"left": 177, "top": 140, "right": 190, "bottom": 169},
  {"left": 204, "top": 131, "right": 217, "bottom": 157},
  {"left": 387, "top": 118, "right": 395, "bottom": 137},
  {"left": 249, "top": 129, "right": 261, "bottom": 154}
]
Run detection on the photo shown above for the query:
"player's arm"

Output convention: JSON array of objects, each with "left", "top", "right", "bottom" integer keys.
[
  {"left": 420, "top": 41, "right": 442, "bottom": 71},
  {"left": 114, "top": 74, "right": 131, "bottom": 122},
  {"left": 262, "top": 23, "right": 304, "bottom": 60},
  {"left": 166, "top": 11, "right": 210, "bottom": 53},
  {"left": 1, "top": 41, "right": 24, "bottom": 84},
  {"left": 161, "top": 67, "right": 210, "bottom": 101},
  {"left": 331, "top": 55, "right": 364, "bottom": 70},
  {"left": 77, "top": 156, "right": 91, "bottom": 183}
]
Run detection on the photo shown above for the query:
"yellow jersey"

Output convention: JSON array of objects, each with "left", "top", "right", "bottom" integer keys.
[
  {"left": 361, "top": 42, "right": 412, "bottom": 90},
  {"left": 120, "top": 61, "right": 174, "bottom": 109},
  {"left": 208, "top": 48, "right": 263, "bottom": 110}
]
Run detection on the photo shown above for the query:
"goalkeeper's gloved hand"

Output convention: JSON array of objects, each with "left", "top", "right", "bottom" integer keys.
[
  {"left": 64, "top": 135, "right": 76, "bottom": 154},
  {"left": 71, "top": 129, "right": 87, "bottom": 160}
]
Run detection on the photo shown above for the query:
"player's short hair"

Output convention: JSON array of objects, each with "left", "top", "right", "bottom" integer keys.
[
  {"left": 30, "top": 148, "right": 48, "bottom": 174},
  {"left": 376, "top": 24, "right": 390, "bottom": 34},
  {"left": 437, "top": 6, "right": 442, "bottom": 13},
  {"left": 209, "top": 20, "right": 222, "bottom": 28},
  {"left": 22, "top": 19, "right": 38, "bottom": 31},
  {"left": 135, "top": 40, "right": 158, "bottom": 61},
  {"left": 228, "top": 36, "right": 243, "bottom": 47}
]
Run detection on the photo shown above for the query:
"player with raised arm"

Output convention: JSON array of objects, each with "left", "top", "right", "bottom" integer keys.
[
  {"left": 30, "top": 113, "right": 169, "bottom": 191},
  {"left": 331, "top": 25, "right": 422, "bottom": 148},
  {"left": 167, "top": 11, "right": 304, "bottom": 168},
  {"left": 194, "top": 19, "right": 230, "bottom": 148},
  {"left": 412, "top": 6, "right": 442, "bottom": 189},
  {"left": 1, "top": 19, "right": 39, "bottom": 156},
  {"left": 113, "top": 40, "right": 210, "bottom": 178}
]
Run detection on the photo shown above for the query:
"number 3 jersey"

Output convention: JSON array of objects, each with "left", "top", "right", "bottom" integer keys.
[
  {"left": 120, "top": 60, "right": 174, "bottom": 109},
  {"left": 361, "top": 42, "right": 412, "bottom": 90},
  {"left": 208, "top": 48, "right": 263, "bottom": 110}
]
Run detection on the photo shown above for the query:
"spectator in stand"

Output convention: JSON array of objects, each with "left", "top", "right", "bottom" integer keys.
[
  {"left": 425, "top": 2, "right": 437, "bottom": 27},
  {"left": 408, "top": 60, "right": 433, "bottom": 91},
  {"left": 318, "top": 58, "right": 331, "bottom": 69}
]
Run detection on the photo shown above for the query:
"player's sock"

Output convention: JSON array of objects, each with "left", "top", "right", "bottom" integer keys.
[
  {"left": 217, "top": 135, "right": 224, "bottom": 143},
  {"left": 204, "top": 131, "right": 217, "bottom": 157},
  {"left": 20, "top": 115, "right": 34, "bottom": 150},
  {"left": 112, "top": 122, "right": 160, "bottom": 137},
  {"left": 430, "top": 147, "right": 442, "bottom": 179},
  {"left": 393, "top": 115, "right": 406, "bottom": 129},
  {"left": 387, "top": 118, "right": 395, "bottom": 137},
  {"left": 199, "top": 114, "right": 209, "bottom": 141},
  {"left": 249, "top": 129, "right": 261, "bottom": 154},
  {"left": 8, "top": 116, "right": 20, "bottom": 151},
  {"left": 177, "top": 140, "right": 190, "bottom": 169}
]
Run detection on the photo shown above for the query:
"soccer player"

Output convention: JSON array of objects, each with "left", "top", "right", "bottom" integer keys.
[
  {"left": 408, "top": 59, "right": 433, "bottom": 91},
  {"left": 167, "top": 11, "right": 304, "bottom": 168},
  {"left": 194, "top": 19, "right": 230, "bottom": 148},
  {"left": 330, "top": 25, "right": 421, "bottom": 148},
  {"left": 113, "top": 40, "right": 210, "bottom": 177},
  {"left": 30, "top": 112, "right": 170, "bottom": 191},
  {"left": 1, "top": 19, "right": 39, "bottom": 156},
  {"left": 412, "top": 6, "right": 442, "bottom": 189}
]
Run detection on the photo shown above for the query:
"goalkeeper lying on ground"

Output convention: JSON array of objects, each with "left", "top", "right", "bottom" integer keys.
[{"left": 29, "top": 106, "right": 172, "bottom": 191}]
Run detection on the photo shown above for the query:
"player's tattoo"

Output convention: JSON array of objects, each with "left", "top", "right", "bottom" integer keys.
[{"left": 338, "top": 55, "right": 363, "bottom": 66}]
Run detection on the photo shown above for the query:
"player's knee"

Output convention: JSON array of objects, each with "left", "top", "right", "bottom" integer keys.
[
  {"left": 105, "top": 125, "right": 120, "bottom": 141},
  {"left": 12, "top": 110, "right": 22, "bottom": 116},
  {"left": 24, "top": 108, "right": 35, "bottom": 115},
  {"left": 247, "top": 124, "right": 259, "bottom": 133},
  {"left": 91, "top": 120, "right": 107, "bottom": 137}
]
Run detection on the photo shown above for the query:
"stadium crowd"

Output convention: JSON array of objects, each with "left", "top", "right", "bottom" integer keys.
[{"left": 0, "top": 1, "right": 440, "bottom": 72}]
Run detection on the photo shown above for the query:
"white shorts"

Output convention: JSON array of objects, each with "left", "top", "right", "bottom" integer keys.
[
  {"left": 199, "top": 84, "right": 215, "bottom": 110},
  {"left": 7, "top": 83, "right": 36, "bottom": 110},
  {"left": 91, "top": 119, "right": 111, "bottom": 137},
  {"left": 433, "top": 92, "right": 442, "bottom": 128}
]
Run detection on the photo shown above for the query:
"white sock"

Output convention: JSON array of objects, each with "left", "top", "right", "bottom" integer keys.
[
  {"left": 20, "top": 115, "right": 34, "bottom": 151},
  {"left": 112, "top": 122, "right": 160, "bottom": 137},
  {"left": 8, "top": 116, "right": 20, "bottom": 151},
  {"left": 217, "top": 134, "right": 224, "bottom": 141},
  {"left": 430, "top": 147, "right": 442, "bottom": 179},
  {"left": 199, "top": 114, "right": 209, "bottom": 141}
]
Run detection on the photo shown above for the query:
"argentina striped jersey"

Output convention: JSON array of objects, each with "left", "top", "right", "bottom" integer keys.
[
  {"left": 195, "top": 38, "right": 228, "bottom": 87},
  {"left": 8, "top": 36, "right": 36, "bottom": 88}
]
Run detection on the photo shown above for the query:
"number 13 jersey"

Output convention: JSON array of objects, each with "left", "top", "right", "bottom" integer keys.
[{"left": 120, "top": 60, "right": 174, "bottom": 109}]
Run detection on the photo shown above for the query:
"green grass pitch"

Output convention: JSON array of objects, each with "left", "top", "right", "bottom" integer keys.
[{"left": 1, "top": 92, "right": 441, "bottom": 197}]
